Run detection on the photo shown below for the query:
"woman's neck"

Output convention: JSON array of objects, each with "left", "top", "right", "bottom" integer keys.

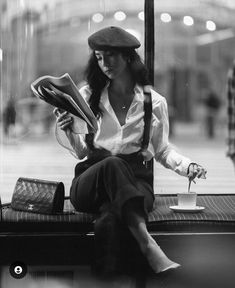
[{"left": 109, "top": 71, "right": 135, "bottom": 99}]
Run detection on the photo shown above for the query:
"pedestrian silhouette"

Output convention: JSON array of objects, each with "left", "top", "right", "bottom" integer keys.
[
  {"left": 203, "top": 90, "right": 221, "bottom": 138},
  {"left": 2, "top": 98, "right": 16, "bottom": 137},
  {"left": 227, "top": 60, "right": 235, "bottom": 169}
]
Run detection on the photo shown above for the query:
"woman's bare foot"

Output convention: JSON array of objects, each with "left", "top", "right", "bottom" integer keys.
[
  {"left": 123, "top": 203, "right": 181, "bottom": 274},
  {"left": 142, "top": 236, "right": 181, "bottom": 274}
]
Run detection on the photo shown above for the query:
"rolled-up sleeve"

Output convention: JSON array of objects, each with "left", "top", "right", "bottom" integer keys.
[
  {"left": 151, "top": 91, "right": 191, "bottom": 177},
  {"left": 63, "top": 84, "right": 91, "bottom": 159},
  {"left": 65, "top": 130, "right": 88, "bottom": 159}
]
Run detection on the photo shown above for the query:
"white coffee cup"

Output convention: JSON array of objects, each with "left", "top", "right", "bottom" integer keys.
[{"left": 177, "top": 192, "right": 197, "bottom": 208}]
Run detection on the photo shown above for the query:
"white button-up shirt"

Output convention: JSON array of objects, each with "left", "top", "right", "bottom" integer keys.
[{"left": 67, "top": 84, "right": 192, "bottom": 177}]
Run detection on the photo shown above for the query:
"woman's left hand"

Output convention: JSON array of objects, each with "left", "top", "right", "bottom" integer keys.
[{"left": 188, "top": 163, "right": 207, "bottom": 181}]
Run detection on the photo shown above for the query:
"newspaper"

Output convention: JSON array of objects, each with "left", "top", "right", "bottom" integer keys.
[{"left": 31, "top": 73, "right": 98, "bottom": 133}]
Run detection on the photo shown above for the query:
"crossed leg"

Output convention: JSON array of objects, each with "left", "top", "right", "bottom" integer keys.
[
  {"left": 123, "top": 198, "right": 180, "bottom": 274},
  {"left": 71, "top": 156, "right": 180, "bottom": 273}
]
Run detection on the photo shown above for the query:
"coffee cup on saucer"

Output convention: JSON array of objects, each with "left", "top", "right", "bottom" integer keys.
[
  {"left": 177, "top": 192, "right": 197, "bottom": 208},
  {"left": 169, "top": 192, "right": 205, "bottom": 212}
]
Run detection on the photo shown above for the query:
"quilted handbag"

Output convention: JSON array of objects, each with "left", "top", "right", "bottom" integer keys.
[{"left": 11, "top": 177, "right": 65, "bottom": 214}]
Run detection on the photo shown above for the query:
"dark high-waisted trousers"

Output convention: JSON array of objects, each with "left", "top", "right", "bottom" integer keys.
[{"left": 70, "top": 151, "right": 155, "bottom": 219}]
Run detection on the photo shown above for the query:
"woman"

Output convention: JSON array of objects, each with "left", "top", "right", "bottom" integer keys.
[{"left": 54, "top": 26, "right": 206, "bottom": 275}]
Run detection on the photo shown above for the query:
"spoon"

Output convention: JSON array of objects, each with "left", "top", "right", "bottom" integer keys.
[{"left": 188, "top": 178, "right": 196, "bottom": 193}]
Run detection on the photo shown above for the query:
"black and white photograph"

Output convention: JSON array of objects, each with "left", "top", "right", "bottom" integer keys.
[{"left": 1, "top": 0, "right": 235, "bottom": 287}]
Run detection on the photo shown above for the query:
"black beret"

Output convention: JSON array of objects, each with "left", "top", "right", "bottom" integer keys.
[{"left": 88, "top": 26, "right": 141, "bottom": 50}]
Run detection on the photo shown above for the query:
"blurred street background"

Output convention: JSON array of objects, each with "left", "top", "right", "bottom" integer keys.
[{"left": 1, "top": 0, "right": 235, "bottom": 203}]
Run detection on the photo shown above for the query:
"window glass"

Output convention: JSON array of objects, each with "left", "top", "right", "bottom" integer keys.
[
  {"left": 1, "top": 0, "right": 144, "bottom": 202},
  {"left": 153, "top": 0, "right": 235, "bottom": 193},
  {"left": 1, "top": 0, "right": 235, "bottom": 202}
]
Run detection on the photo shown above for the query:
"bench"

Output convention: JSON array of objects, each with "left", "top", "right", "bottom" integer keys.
[
  {"left": 1, "top": 194, "right": 235, "bottom": 266},
  {"left": 1, "top": 193, "right": 235, "bottom": 287}
]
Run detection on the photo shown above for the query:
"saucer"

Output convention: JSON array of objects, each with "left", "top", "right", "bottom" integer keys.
[{"left": 169, "top": 205, "right": 205, "bottom": 213}]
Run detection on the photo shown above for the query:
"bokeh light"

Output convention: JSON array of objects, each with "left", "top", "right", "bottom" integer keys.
[
  {"left": 138, "top": 11, "right": 144, "bottom": 21},
  {"left": 92, "top": 13, "right": 104, "bottom": 23},
  {"left": 206, "top": 20, "right": 216, "bottom": 31},
  {"left": 160, "top": 13, "right": 172, "bottom": 23},
  {"left": 183, "top": 15, "right": 194, "bottom": 26},
  {"left": 114, "top": 11, "right": 126, "bottom": 21}
]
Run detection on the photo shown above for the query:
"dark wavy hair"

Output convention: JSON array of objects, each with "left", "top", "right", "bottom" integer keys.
[{"left": 84, "top": 49, "right": 150, "bottom": 118}]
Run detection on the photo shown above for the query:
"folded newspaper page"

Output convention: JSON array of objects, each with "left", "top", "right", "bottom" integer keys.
[{"left": 31, "top": 73, "right": 98, "bottom": 133}]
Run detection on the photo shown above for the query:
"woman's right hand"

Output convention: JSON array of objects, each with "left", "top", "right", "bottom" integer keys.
[{"left": 53, "top": 108, "right": 73, "bottom": 131}]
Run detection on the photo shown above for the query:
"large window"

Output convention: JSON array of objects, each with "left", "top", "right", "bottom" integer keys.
[
  {"left": 1, "top": 0, "right": 235, "bottom": 203},
  {"left": 1, "top": 0, "right": 145, "bottom": 202}
]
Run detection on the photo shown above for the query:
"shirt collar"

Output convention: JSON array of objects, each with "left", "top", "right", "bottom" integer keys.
[{"left": 133, "top": 85, "right": 144, "bottom": 102}]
